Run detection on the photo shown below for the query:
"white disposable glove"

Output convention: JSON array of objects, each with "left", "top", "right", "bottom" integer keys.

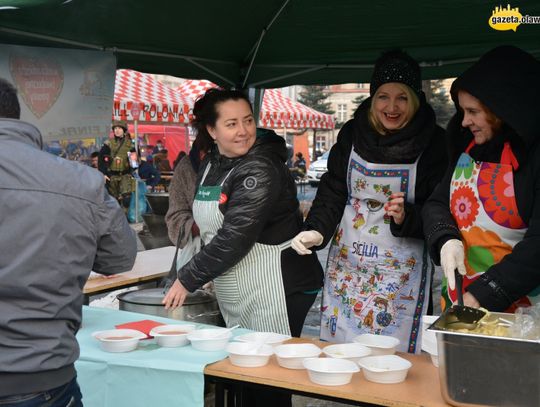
[
  {"left": 440, "top": 239, "right": 467, "bottom": 291},
  {"left": 291, "top": 231, "right": 323, "bottom": 255}
]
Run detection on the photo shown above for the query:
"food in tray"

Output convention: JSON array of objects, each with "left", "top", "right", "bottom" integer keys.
[{"left": 445, "top": 309, "right": 512, "bottom": 337}]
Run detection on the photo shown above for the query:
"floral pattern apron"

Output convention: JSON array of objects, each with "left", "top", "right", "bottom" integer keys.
[
  {"left": 192, "top": 163, "right": 291, "bottom": 335},
  {"left": 445, "top": 140, "right": 540, "bottom": 311},
  {"left": 321, "top": 149, "right": 431, "bottom": 353}
]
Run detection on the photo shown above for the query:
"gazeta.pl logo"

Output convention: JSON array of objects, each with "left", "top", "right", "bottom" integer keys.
[{"left": 489, "top": 4, "right": 540, "bottom": 31}]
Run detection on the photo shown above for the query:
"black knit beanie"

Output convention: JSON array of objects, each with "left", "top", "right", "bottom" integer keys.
[{"left": 370, "top": 50, "right": 422, "bottom": 96}]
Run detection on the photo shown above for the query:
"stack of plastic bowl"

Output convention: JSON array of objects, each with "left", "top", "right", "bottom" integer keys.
[
  {"left": 225, "top": 342, "right": 274, "bottom": 367},
  {"left": 357, "top": 355, "right": 412, "bottom": 384},
  {"left": 187, "top": 328, "right": 232, "bottom": 351},
  {"left": 273, "top": 343, "right": 321, "bottom": 369},
  {"left": 353, "top": 333, "right": 400, "bottom": 355},
  {"left": 303, "top": 358, "right": 360, "bottom": 386}
]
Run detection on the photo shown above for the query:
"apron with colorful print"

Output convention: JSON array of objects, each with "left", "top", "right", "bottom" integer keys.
[
  {"left": 444, "top": 140, "right": 539, "bottom": 311},
  {"left": 192, "top": 163, "right": 291, "bottom": 335},
  {"left": 320, "top": 149, "right": 431, "bottom": 353}
]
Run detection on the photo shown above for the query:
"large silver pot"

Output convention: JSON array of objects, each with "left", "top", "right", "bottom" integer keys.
[
  {"left": 141, "top": 213, "right": 169, "bottom": 238},
  {"left": 117, "top": 288, "right": 224, "bottom": 327},
  {"left": 137, "top": 230, "right": 172, "bottom": 250},
  {"left": 145, "top": 193, "right": 169, "bottom": 216}
]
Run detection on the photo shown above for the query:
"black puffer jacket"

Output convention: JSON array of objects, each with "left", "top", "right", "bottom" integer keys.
[
  {"left": 179, "top": 128, "right": 324, "bottom": 295},
  {"left": 305, "top": 96, "right": 449, "bottom": 246},
  {"left": 423, "top": 46, "right": 540, "bottom": 311}
]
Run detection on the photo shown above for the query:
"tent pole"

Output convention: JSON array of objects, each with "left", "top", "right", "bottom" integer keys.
[
  {"left": 185, "top": 124, "right": 190, "bottom": 152},
  {"left": 248, "top": 88, "right": 264, "bottom": 127},
  {"left": 134, "top": 119, "right": 139, "bottom": 223},
  {"left": 241, "top": 0, "right": 291, "bottom": 88}
]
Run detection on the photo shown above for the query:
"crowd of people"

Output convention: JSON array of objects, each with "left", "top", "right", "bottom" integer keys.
[{"left": 1, "top": 44, "right": 539, "bottom": 406}]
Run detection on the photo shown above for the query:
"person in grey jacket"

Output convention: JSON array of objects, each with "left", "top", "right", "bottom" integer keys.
[{"left": 0, "top": 78, "right": 137, "bottom": 406}]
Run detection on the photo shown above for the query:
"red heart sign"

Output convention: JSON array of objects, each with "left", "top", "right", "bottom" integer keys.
[{"left": 9, "top": 54, "right": 64, "bottom": 119}]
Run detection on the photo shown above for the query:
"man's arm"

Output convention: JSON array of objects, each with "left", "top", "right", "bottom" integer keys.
[{"left": 93, "top": 188, "right": 137, "bottom": 274}]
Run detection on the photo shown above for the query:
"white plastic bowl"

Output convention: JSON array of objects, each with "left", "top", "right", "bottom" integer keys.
[
  {"left": 353, "top": 334, "right": 400, "bottom": 356},
  {"left": 303, "top": 357, "right": 360, "bottom": 386},
  {"left": 234, "top": 332, "right": 291, "bottom": 347},
  {"left": 187, "top": 328, "right": 232, "bottom": 351},
  {"left": 322, "top": 343, "right": 372, "bottom": 363},
  {"left": 358, "top": 355, "right": 412, "bottom": 384},
  {"left": 149, "top": 324, "right": 196, "bottom": 347},
  {"left": 226, "top": 342, "right": 274, "bottom": 367},
  {"left": 92, "top": 329, "right": 146, "bottom": 352},
  {"left": 421, "top": 315, "right": 439, "bottom": 366},
  {"left": 273, "top": 343, "right": 321, "bottom": 369}
]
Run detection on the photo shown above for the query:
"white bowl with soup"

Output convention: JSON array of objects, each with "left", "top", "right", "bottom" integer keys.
[
  {"left": 92, "top": 329, "right": 146, "bottom": 352},
  {"left": 150, "top": 324, "right": 196, "bottom": 347}
]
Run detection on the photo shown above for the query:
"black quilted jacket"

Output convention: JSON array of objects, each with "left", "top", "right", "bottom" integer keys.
[{"left": 179, "top": 129, "right": 323, "bottom": 295}]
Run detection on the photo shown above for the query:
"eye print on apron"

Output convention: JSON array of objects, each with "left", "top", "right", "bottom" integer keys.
[{"left": 321, "top": 148, "right": 431, "bottom": 353}]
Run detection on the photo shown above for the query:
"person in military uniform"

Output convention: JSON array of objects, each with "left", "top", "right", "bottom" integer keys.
[{"left": 98, "top": 121, "right": 136, "bottom": 208}]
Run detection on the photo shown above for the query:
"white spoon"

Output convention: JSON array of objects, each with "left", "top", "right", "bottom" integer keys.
[{"left": 221, "top": 324, "right": 240, "bottom": 334}]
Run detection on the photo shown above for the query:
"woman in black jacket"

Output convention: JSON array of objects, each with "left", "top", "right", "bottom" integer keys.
[
  {"left": 423, "top": 45, "right": 540, "bottom": 312},
  {"left": 291, "top": 51, "right": 448, "bottom": 353},
  {"left": 163, "top": 89, "right": 323, "bottom": 337}
]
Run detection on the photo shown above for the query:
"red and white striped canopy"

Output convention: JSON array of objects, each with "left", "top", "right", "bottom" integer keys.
[
  {"left": 113, "top": 70, "right": 192, "bottom": 124},
  {"left": 177, "top": 79, "right": 334, "bottom": 130},
  {"left": 261, "top": 88, "right": 334, "bottom": 130}
]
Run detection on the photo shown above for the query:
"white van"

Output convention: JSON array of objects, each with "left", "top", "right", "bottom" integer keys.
[{"left": 306, "top": 151, "right": 329, "bottom": 186}]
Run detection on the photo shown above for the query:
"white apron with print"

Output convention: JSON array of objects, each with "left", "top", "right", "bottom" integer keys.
[
  {"left": 320, "top": 149, "right": 431, "bottom": 353},
  {"left": 192, "top": 163, "right": 291, "bottom": 335}
]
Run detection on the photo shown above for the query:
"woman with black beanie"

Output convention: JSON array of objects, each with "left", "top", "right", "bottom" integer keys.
[{"left": 291, "top": 50, "right": 449, "bottom": 353}]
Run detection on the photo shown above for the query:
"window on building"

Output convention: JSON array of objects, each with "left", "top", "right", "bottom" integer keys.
[{"left": 337, "top": 104, "right": 348, "bottom": 122}]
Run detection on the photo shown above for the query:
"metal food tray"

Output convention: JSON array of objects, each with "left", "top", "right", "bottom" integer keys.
[{"left": 428, "top": 312, "right": 540, "bottom": 407}]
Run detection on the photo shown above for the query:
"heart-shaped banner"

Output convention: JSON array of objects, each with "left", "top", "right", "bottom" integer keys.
[{"left": 9, "top": 54, "right": 64, "bottom": 119}]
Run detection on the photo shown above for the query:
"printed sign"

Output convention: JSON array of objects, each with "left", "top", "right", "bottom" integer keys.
[{"left": 0, "top": 44, "right": 116, "bottom": 141}]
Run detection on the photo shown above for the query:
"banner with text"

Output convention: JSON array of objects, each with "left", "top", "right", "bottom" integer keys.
[{"left": 0, "top": 44, "right": 116, "bottom": 142}]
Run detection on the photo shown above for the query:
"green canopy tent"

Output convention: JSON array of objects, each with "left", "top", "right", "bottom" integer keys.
[{"left": 0, "top": 0, "right": 539, "bottom": 89}]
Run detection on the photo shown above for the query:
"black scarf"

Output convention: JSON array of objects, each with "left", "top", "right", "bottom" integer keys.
[{"left": 352, "top": 98, "right": 437, "bottom": 164}]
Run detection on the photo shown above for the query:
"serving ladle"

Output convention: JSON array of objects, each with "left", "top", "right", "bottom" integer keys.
[{"left": 439, "top": 270, "right": 486, "bottom": 330}]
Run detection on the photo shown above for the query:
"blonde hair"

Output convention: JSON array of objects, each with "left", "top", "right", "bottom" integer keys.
[{"left": 368, "top": 83, "right": 420, "bottom": 135}]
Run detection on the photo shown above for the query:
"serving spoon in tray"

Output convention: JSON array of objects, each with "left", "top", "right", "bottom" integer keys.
[{"left": 441, "top": 270, "right": 486, "bottom": 330}]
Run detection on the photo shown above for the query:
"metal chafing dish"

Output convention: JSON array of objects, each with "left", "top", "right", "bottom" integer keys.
[{"left": 428, "top": 312, "right": 540, "bottom": 407}]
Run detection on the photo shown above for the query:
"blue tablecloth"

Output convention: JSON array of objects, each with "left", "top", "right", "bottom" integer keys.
[{"left": 76, "top": 306, "right": 249, "bottom": 407}]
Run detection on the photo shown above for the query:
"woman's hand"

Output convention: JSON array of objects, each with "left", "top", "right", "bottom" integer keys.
[
  {"left": 384, "top": 192, "right": 405, "bottom": 225},
  {"left": 463, "top": 292, "right": 480, "bottom": 308},
  {"left": 162, "top": 279, "right": 189, "bottom": 310},
  {"left": 291, "top": 230, "right": 323, "bottom": 255}
]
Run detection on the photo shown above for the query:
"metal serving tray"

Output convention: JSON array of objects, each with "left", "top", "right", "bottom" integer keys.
[{"left": 428, "top": 312, "right": 540, "bottom": 407}]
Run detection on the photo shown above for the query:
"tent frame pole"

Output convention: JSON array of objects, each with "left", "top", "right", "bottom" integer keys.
[{"left": 241, "top": 0, "right": 291, "bottom": 88}]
